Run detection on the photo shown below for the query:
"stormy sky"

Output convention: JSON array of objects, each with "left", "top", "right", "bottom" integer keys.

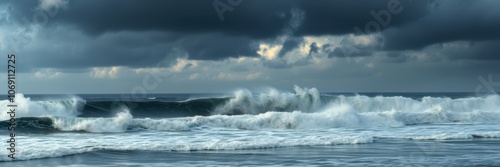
[{"left": 1, "top": 0, "right": 499, "bottom": 94}]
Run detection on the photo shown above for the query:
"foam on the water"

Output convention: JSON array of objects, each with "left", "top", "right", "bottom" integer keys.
[
  {"left": 1, "top": 88, "right": 499, "bottom": 162},
  {"left": 0, "top": 94, "right": 84, "bottom": 120}
]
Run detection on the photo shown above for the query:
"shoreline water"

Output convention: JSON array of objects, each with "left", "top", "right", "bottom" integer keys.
[
  {"left": 2, "top": 138, "right": 499, "bottom": 166},
  {"left": 1, "top": 91, "right": 499, "bottom": 166}
]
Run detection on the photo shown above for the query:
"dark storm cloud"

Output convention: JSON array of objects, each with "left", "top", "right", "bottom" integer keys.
[
  {"left": 382, "top": 40, "right": 500, "bottom": 63},
  {"left": 4, "top": 0, "right": 429, "bottom": 65},
  {"left": 327, "top": 35, "right": 383, "bottom": 58},
  {"left": 3, "top": 0, "right": 290, "bottom": 66},
  {"left": 277, "top": 37, "right": 302, "bottom": 57},
  {"left": 4, "top": 0, "right": 290, "bottom": 38},
  {"left": 328, "top": 47, "right": 374, "bottom": 58},
  {"left": 178, "top": 33, "right": 258, "bottom": 60},
  {"left": 3, "top": 0, "right": 500, "bottom": 71},
  {"left": 294, "top": 0, "right": 430, "bottom": 36},
  {"left": 5, "top": 0, "right": 429, "bottom": 38},
  {"left": 382, "top": 0, "right": 500, "bottom": 51},
  {"left": 441, "top": 40, "right": 500, "bottom": 61},
  {"left": 309, "top": 42, "right": 319, "bottom": 55},
  {"left": 19, "top": 31, "right": 259, "bottom": 71}
]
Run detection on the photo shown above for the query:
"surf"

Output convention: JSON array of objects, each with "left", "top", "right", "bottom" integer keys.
[
  {"left": 1, "top": 86, "right": 499, "bottom": 132},
  {"left": 0, "top": 94, "right": 84, "bottom": 120}
]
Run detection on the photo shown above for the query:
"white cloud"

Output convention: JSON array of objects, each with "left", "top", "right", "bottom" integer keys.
[
  {"left": 33, "top": 68, "right": 63, "bottom": 79},
  {"left": 231, "top": 57, "right": 260, "bottom": 64},
  {"left": 132, "top": 58, "right": 199, "bottom": 75},
  {"left": 170, "top": 58, "right": 198, "bottom": 72},
  {"left": 133, "top": 67, "right": 167, "bottom": 74},
  {"left": 215, "top": 72, "right": 264, "bottom": 81},
  {"left": 189, "top": 73, "right": 201, "bottom": 80},
  {"left": 91, "top": 66, "right": 122, "bottom": 79},
  {"left": 257, "top": 44, "right": 282, "bottom": 60},
  {"left": 245, "top": 72, "right": 264, "bottom": 80},
  {"left": 37, "top": 0, "right": 69, "bottom": 11},
  {"left": 365, "top": 62, "right": 375, "bottom": 68},
  {"left": 256, "top": 8, "right": 305, "bottom": 61},
  {"left": 348, "top": 34, "right": 380, "bottom": 46}
]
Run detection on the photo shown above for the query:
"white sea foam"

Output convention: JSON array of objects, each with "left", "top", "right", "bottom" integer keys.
[
  {"left": 213, "top": 85, "right": 321, "bottom": 115},
  {"left": 49, "top": 103, "right": 500, "bottom": 133},
  {"left": 211, "top": 87, "right": 500, "bottom": 124},
  {"left": 134, "top": 94, "right": 500, "bottom": 131},
  {"left": 380, "top": 131, "right": 500, "bottom": 140},
  {"left": 4, "top": 123, "right": 500, "bottom": 161},
  {"left": 0, "top": 131, "right": 372, "bottom": 161},
  {"left": 2, "top": 89, "right": 500, "bottom": 162},
  {"left": 330, "top": 94, "right": 500, "bottom": 114},
  {"left": 0, "top": 93, "right": 84, "bottom": 120},
  {"left": 52, "top": 108, "right": 132, "bottom": 133},
  {"left": 405, "top": 132, "right": 497, "bottom": 140},
  {"left": 3, "top": 90, "right": 500, "bottom": 128},
  {"left": 5, "top": 91, "right": 499, "bottom": 132}
]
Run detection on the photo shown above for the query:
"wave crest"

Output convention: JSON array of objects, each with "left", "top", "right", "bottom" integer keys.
[
  {"left": 213, "top": 85, "right": 322, "bottom": 115},
  {"left": 52, "top": 107, "right": 132, "bottom": 133},
  {"left": 0, "top": 94, "right": 85, "bottom": 120}
]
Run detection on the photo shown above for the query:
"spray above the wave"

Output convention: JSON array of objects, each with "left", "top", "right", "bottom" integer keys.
[
  {"left": 18, "top": 95, "right": 499, "bottom": 133},
  {"left": 0, "top": 94, "right": 85, "bottom": 120},
  {"left": 213, "top": 85, "right": 322, "bottom": 115},
  {"left": 2, "top": 87, "right": 500, "bottom": 132},
  {"left": 52, "top": 107, "right": 132, "bottom": 133}
]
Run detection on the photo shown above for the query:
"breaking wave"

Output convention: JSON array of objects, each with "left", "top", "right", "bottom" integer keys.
[
  {"left": 0, "top": 94, "right": 84, "bottom": 120},
  {"left": 3, "top": 97, "right": 500, "bottom": 133},
  {"left": 1, "top": 86, "right": 499, "bottom": 133}
]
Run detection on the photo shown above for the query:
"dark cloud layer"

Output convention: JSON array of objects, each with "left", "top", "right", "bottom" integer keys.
[
  {"left": 5, "top": 0, "right": 290, "bottom": 38},
  {"left": 382, "top": 0, "right": 500, "bottom": 51},
  {"left": 294, "top": 0, "right": 430, "bottom": 36},
  {"left": 3, "top": 0, "right": 500, "bottom": 71},
  {"left": 7, "top": 0, "right": 431, "bottom": 38}
]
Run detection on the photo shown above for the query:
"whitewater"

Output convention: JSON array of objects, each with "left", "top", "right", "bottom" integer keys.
[{"left": 1, "top": 86, "right": 499, "bottom": 166}]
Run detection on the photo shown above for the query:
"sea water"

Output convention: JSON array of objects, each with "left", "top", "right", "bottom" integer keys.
[{"left": 1, "top": 86, "right": 499, "bottom": 166}]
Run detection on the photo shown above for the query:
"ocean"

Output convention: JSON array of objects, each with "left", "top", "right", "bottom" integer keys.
[{"left": 1, "top": 86, "right": 499, "bottom": 166}]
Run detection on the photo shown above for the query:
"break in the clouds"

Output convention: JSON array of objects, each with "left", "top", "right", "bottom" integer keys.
[{"left": 0, "top": 0, "right": 499, "bottom": 93}]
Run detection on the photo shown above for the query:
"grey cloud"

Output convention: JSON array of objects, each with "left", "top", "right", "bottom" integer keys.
[
  {"left": 178, "top": 33, "right": 258, "bottom": 60},
  {"left": 19, "top": 29, "right": 260, "bottom": 71},
  {"left": 4, "top": 0, "right": 291, "bottom": 38},
  {"left": 382, "top": 0, "right": 500, "bottom": 50},
  {"left": 435, "top": 40, "right": 500, "bottom": 61},
  {"left": 309, "top": 42, "right": 319, "bottom": 55},
  {"left": 294, "top": 0, "right": 430, "bottom": 36},
  {"left": 328, "top": 47, "right": 374, "bottom": 58},
  {"left": 3, "top": 0, "right": 500, "bottom": 72},
  {"left": 6, "top": 0, "right": 430, "bottom": 38},
  {"left": 327, "top": 36, "right": 382, "bottom": 58},
  {"left": 277, "top": 37, "right": 302, "bottom": 57}
]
